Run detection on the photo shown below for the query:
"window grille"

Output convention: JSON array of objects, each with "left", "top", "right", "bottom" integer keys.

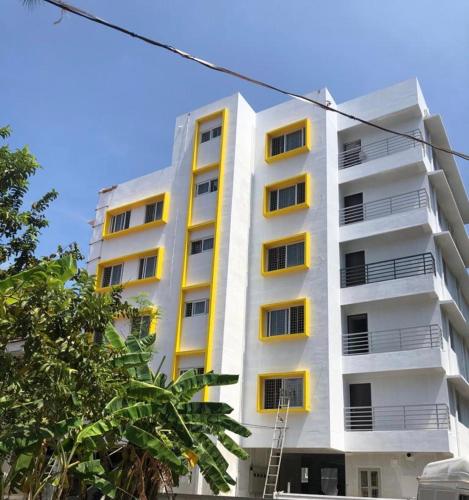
[
  {"left": 191, "top": 237, "right": 214, "bottom": 255},
  {"left": 195, "top": 178, "right": 218, "bottom": 196},
  {"left": 264, "top": 377, "right": 303, "bottom": 409},
  {"left": 267, "top": 242, "right": 304, "bottom": 271},
  {"left": 266, "top": 305, "right": 304, "bottom": 336}
]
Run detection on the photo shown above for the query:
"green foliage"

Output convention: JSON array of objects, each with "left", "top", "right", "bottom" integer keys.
[
  {"left": 0, "top": 126, "right": 60, "bottom": 277},
  {"left": 1, "top": 257, "right": 251, "bottom": 498},
  {"left": 0, "top": 126, "right": 250, "bottom": 498}
]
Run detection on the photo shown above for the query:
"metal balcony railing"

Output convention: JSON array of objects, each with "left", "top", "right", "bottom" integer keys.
[
  {"left": 340, "top": 252, "right": 435, "bottom": 288},
  {"left": 343, "top": 324, "right": 442, "bottom": 355},
  {"left": 344, "top": 404, "right": 450, "bottom": 431},
  {"left": 339, "top": 189, "right": 429, "bottom": 225},
  {"left": 338, "top": 129, "right": 423, "bottom": 169}
]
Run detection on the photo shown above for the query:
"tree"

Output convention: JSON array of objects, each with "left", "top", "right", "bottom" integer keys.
[{"left": 0, "top": 126, "right": 59, "bottom": 278}]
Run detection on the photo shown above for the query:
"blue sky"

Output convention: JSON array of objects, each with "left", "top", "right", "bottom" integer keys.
[{"left": 2, "top": 0, "right": 468, "bottom": 258}]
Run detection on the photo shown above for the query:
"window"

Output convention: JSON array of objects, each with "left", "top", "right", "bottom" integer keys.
[
  {"left": 267, "top": 242, "right": 304, "bottom": 271},
  {"left": 195, "top": 178, "right": 218, "bottom": 196},
  {"left": 190, "top": 237, "right": 214, "bottom": 255},
  {"left": 184, "top": 299, "right": 209, "bottom": 317},
  {"left": 359, "top": 470, "right": 380, "bottom": 498},
  {"left": 269, "top": 182, "right": 306, "bottom": 212},
  {"left": 110, "top": 211, "right": 131, "bottom": 233},
  {"left": 179, "top": 367, "right": 205, "bottom": 376},
  {"left": 271, "top": 128, "right": 305, "bottom": 157},
  {"left": 263, "top": 377, "right": 304, "bottom": 409},
  {"left": 101, "top": 264, "right": 123, "bottom": 288},
  {"left": 267, "top": 305, "right": 305, "bottom": 337},
  {"left": 131, "top": 315, "right": 152, "bottom": 338},
  {"left": 144, "top": 201, "right": 163, "bottom": 223},
  {"left": 200, "top": 126, "right": 222, "bottom": 143},
  {"left": 138, "top": 255, "right": 157, "bottom": 280}
]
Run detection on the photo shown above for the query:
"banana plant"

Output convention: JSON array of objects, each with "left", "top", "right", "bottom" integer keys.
[{"left": 73, "top": 323, "right": 251, "bottom": 497}]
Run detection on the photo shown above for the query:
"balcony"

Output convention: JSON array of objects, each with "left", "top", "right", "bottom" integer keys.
[
  {"left": 338, "top": 129, "right": 422, "bottom": 170},
  {"left": 344, "top": 403, "right": 449, "bottom": 431},
  {"left": 343, "top": 324, "right": 442, "bottom": 356},
  {"left": 340, "top": 252, "right": 435, "bottom": 288},
  {"left": 339, "top": 189, "right": 428, "bottom": 226}
]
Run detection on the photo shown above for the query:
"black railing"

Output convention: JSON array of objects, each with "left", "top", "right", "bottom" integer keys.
[
  {"left": 343, "top": 324, "right": 442, "bottom": 355},
  {"left": 338, "top": 129, "right": 423, "bottom": 169},
  {"left": 341, "top": 252, "right": 435, "bottom": 288},
  {"left": 345, "top": 404, "right": 450, "bottom": 431},
  {"left": 340, "top": 189, "right": 429, "bottom": 225}
]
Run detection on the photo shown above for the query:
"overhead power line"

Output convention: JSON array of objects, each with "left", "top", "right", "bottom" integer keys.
[{"left": 41, "top": 0, "right": 469, "bottom": 162}]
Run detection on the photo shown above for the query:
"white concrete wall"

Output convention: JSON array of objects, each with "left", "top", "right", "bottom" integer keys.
[{"left": 88, "top": 79, "right": 469, "bottom": 496}]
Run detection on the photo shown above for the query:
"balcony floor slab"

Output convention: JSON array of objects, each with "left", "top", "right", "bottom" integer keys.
[
  {"left": 342, "top": 348, "right": 444, "bottom": 375},
  {"left": 341, "top": 273, "right": 437, "bottom": 306}
]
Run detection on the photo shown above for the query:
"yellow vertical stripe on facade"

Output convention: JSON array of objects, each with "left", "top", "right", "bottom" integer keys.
[{"left": 171, "top": 108, "right": 229, "bottom": 399}]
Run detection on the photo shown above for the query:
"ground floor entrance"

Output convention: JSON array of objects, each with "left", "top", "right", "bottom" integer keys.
[{"left": 277, "top": 453, "right": 346, "bottom": 496}]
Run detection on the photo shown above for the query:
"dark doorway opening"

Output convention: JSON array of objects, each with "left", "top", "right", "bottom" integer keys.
[
  {"left": 349, "top": 383, "right": 372, "bottom": 430},
  {"left": 277, "top": 454, "right": 345, "bottom": 496},
  {"left": 346, "top": 313, "right": 369, "bottom": 354}
]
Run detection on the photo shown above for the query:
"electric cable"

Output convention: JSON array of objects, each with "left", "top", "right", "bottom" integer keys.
[{"left": 39, "top": 0, "right": 469, "bottom": 162}]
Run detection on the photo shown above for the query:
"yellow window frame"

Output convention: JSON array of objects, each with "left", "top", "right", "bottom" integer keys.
[
  {"left": 257, "top": 370, "right": 310, "bottom": 413},
  {"left": 103, "top": 192, "right": 170, "bottom": 240},
  {"left": 261, "top": 232, "right": 310, "bottom": 277},
  {"left": 265, "top": 118, "right": 311, "bottom": 164},
  {"left": 263, "top": 173, "right": 311, "bottom": 218},
  {"left": 96, "top": 247, "right": 164, "bottom": 293},
  {"left": 259, "top": 298, "right": 310, "bottom": 342}
]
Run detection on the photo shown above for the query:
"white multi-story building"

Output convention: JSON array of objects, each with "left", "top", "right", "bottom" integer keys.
[{"left": 88, "top": 79, "right": 469, "bottom": 499}]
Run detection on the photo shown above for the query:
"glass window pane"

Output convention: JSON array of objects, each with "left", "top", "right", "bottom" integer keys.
[
  {"left": 194, "top": 300, "right": 207, "bottom": 315},
  {"left": 197, "top": 182, "right": 209, "bottom": 195},
  {"left": 269, "top": 190, "right": 278, "bottom": 212},
  {"left": 370, "top": 471, "right": 378, "bottom": 487},
  {"left": 102, "top": 266, "right": 112, "bottom": 287},
  {"left": 203, "top": 237, "right": 214, "bottom": 251},
  {"left": 212, "top": 126, "right": 222, "bottom": 138},
  {"left": 145, "top": 203, "right": 156, "bottom": 223},
  {"left": 278, "top": 185, "right": 296, "bottom": 209},
  {"left": 271, "top": 135, "right": 285, "bottom": 156},
  {"left": 110, "top": 264, "right": 123, "bottom": 285},
  {"left": 185, "top": 302, "right": 192, "bottom": 317},
  {"left": 201, "top": 131, "right": 210, "bottom": 143},
  {"left": 143, "top": 256, "right": 156, "bottom": 278},
  {"left": 268, "top": 309, "right": 288, "bottom": 336},
  {"left": 285, "top": 128, "right": 304, "bottom": 151},
  {"left": 155, "top": 201, "right": 163, "bottom": 220},
  {"left": 286, "top": 242, "right": 304, "bottom": 267},
  {"left": 210, "top": 178, "right": 218, "bottom": 192},
  {"left": 191, "top": 240, "right": 202, "bottom": 255},
  {"left": 360, "top": 471, "right": 368, "bottom": 487},
  {"left": 297, "top": 182, "right": 306, "bottom": 204}
]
